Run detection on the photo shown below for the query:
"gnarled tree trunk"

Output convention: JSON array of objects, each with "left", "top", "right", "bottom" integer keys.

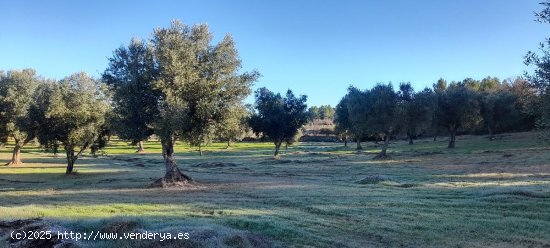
[
  {"left": 65, "top": 143, "right": 88, "bottom": 174},
  {"left": 136, "top": 141, "right": 145, "bottom": 153},
  {"left": 7, "top": 144, "right": 22, "bottom": 166},
  {"left": 374, "top": 134, "right": 391, "bottom": 159},
  {"left": 407, "top": 132, "right": 414, "bottom": 145},
  {"left": 356, "top": 139, "right": 362, "bottom": 150},
  {"left": 151, "top": 139, "right": 192, "bottom": 187}
]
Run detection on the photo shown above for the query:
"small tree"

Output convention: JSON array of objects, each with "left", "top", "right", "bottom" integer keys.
[
  {"left": 436, "top": 82, "right": 481, "bottom": 148},
  {"left": 479, "top": 86, "right": 519, "bottom": 140},
  {"left": 0, "top": 69, "right": 41, "bottom": 165},
  {"left": 39, "top": 72, "right": 109, "bottom": 174},
  {"left": 102, "top": 38, "right": 159, "bottom": 153},
  {"left": 249, "top": 87, "right": 309, "bottom": 157}
]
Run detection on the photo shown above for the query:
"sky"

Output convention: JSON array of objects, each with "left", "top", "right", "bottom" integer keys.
[{"left": 0, "top": 0, "right": 548, "bottom": 106}]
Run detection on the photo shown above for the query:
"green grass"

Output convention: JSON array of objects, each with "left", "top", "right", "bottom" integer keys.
[{"left": 1, "top": 132, "right": 549, "bottom": 247}]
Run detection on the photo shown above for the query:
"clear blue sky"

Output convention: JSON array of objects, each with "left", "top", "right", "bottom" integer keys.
[{"left": 0, "top": 0, "right": 547, "bottom": 106}]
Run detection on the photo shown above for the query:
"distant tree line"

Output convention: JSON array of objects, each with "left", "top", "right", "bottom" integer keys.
[
  {"left": 333, "top": 77, "right": 539, "bottom": 157},
  {"left": 308, "top": 105, "right": 334, "bottom": 120}
]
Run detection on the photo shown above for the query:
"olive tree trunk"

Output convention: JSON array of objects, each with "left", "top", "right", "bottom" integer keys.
[
  {"left": 151, "top": 139, "right": 192, "bottom": 187},
  {"left": 65, "top": 149, "right": 76, "bottom": 174},
  {"left": 356, "top": 139, "right": 362, "bottom": 150},
  {"left": 7, "top": 144, "right": 22, "bottom": 166},
  {"left": 374, "top": 134, "right": 391, "bottom": 159},
  {"left": 407, "top": 132, "right": 414, "bottom": 145},
  {"left": 65, "top": 143, "right": 89, "bottom": 174},
  {"left": 136, "top": 141, "right": 145, "bottom": 153}
]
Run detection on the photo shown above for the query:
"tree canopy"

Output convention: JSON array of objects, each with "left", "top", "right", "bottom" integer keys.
[
  {"left": 249, "top": 87, "right": 309, "bottom": 157},
  {"left": 36, "top": 72, "right": 109, "bottom": 174},
  {"left": 102, "top": 38, "right": 159, "bottom": 153},
  {"left": 0, "top": 69, "right": 42, "bottom": 165}
]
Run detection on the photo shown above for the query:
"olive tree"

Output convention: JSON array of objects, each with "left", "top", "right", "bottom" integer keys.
[
  {"left": 102, "top": 38, "right": 159, "bottom": 153},
  {"left": 0, "top": 69, "right": 41, "bottom": 165},
  {"left": 249, "top": 87, "right": 309, "bottom": 157},
  {"left": 149, "top": 20, "right": 257, "bottom": 186},
  {"left": 398, "top": 83, "right": 434, "bottom": 145},
  {"left": 436, "top": 82, "right": 481, "bottom": 148},
  {"left": 364, "top": 83, "right": 400, "bottom": 158},
  {"left": 37, "top": 72, "right": 109, "bottom": 174},
  {"left": 345, "top": 86, "right": 370, "bottom": 150}
]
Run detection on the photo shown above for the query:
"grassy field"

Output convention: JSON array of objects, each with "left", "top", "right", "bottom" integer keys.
[{"left": 0, "top": 132, "right": 549, "bottom": 247}]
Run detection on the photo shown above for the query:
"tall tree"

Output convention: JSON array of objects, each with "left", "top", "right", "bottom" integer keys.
[
  {"left": 0, "top": 69, "right": 41, "bottom": 165},
  {"left": 37, "top": 72, "right": 109, "bottom": 174},
  {"left": 102, "top": 38, "right": 159, "bottom": 153},
  {"left": 249, "top": 87, "right": 309, "bottom": 157},
  {"left": 150, "top": 20, "right": 257, "bottom": 186},
  {"left": 436, "top": 82, "right": 481, "bottom": 148}
]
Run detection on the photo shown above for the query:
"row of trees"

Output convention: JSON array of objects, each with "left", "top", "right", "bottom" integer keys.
[
  {"left": 0, "top": 21, "right": 263, "bottom": 187},
  {"left": 0, "top": 70, "right": 109, "bottom": 172},
  {"left": 334, "top": 77, "right": 538, "bottom": 157},
  {"left": 0, "top": 20, "right": 312, "bottom": 187}
]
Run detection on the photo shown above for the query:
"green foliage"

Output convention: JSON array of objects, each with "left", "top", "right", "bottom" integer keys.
[
  {"left": 397, "top": 83, "right": 434, "bottom": 143},
  {"left": 364, "top": 83, "right": 400, "bottom": 136},
  {"left": 151, "top": 20, "right": 258, "bottom": 152},
  {"left": 0, "top": 69, "right": 41, "bottom": 145},
  {"left": 477, "top": 79, "right": 522, "bottom": 139},
  {"left": 102, "top": 38, "right": 159, "bottom": 146},
  {"left": 436, "top": 81, "right": 481, "bottom": 147},
  {"left": 345, "top": 86, "right": 370, "bottom": 142},
  {"left": 525, "top": 1, "right": 550, "bottom": 142},
  {"left": 217, "top": 104, "right": 249, "bottom": 145},
  {"left": 333, "top": 94, "right": 352, "bottom": 143},
  {"left": 35, "top": 72, "right": 109, "bottom": 173},
  {"left": 308, "top": 105, "right": 334, "bottom": 120},
  {"left": 249, "top": 87, "right": 309, "bottom": 156}
]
